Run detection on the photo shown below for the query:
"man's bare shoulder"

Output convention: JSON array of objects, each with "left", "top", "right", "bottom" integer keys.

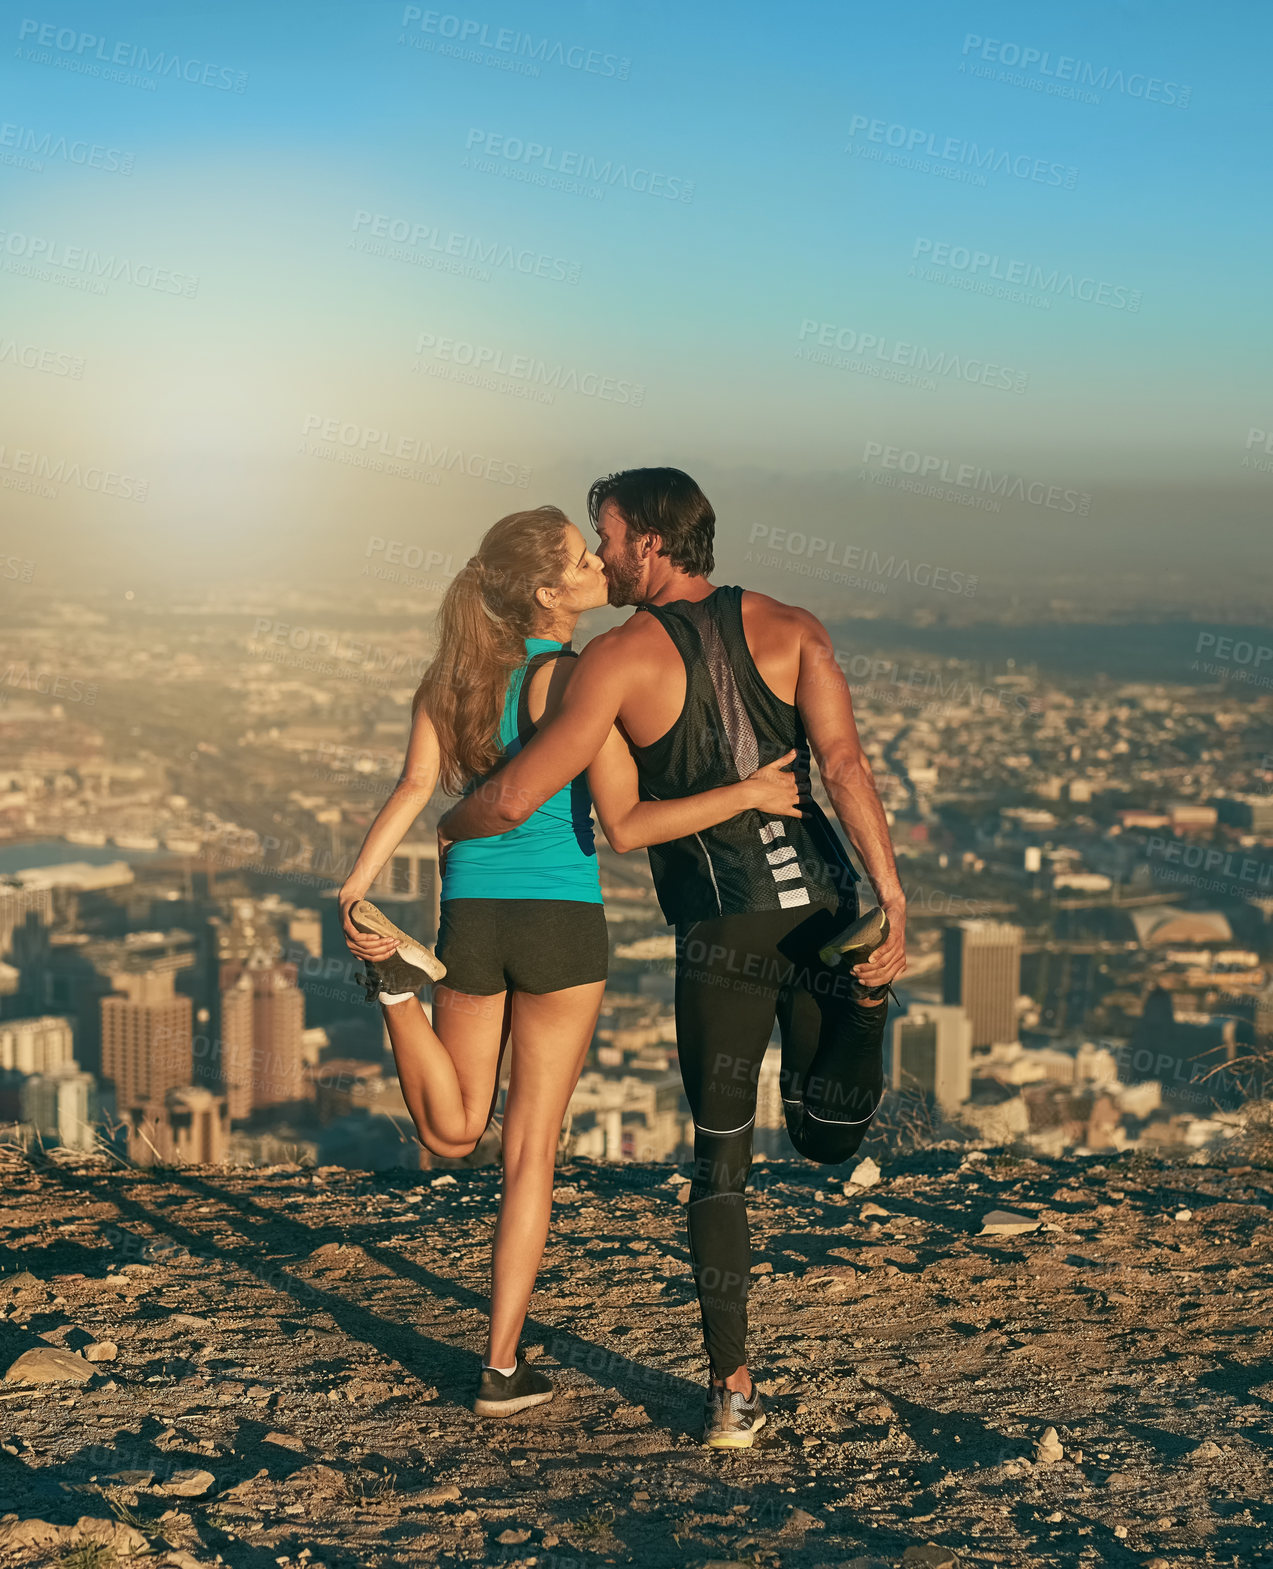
[
  {"left": 739, "top": 587, "right": 826, "bottom": 642},
  {"left": 576, "top": 612, "right": 661, "bottom": 664}
]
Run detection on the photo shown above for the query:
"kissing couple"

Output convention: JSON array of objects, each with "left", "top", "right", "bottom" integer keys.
[{"left": 340, "top": 465, "right": 906, "bottom": 1447}]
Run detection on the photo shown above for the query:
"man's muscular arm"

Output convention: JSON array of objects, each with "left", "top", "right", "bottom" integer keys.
[
  {"left": 437, "top": 632, "right": 627, "bottom": 841},
  {"left": 795, "top": 613, "right": 907, "bottom": 989}
]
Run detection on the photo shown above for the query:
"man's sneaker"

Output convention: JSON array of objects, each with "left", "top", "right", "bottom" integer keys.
[
  {"left": 703, "top": 1378, "right": 767, "bottom": 1449},
  {"left": 818, "top": 906, "right": 889, "bottom": 967},
  {"left": 349, "top": 898, "right": 447, "bottom": 995},
  {"left": 473, "top": 1357, "right": 554, "bottom": 1417},
  {"left": 817, "top": 906, "right": 897, "bottom": 1005}
]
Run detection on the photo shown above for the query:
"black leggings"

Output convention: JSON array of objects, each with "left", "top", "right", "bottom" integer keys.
[{"left": 674, "top": 900, "right": 889, "bottom": 1378}]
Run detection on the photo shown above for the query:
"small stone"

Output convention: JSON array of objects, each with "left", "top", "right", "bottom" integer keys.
[
  {"left": 1114, "top": 1524, "right": 1128, "bottom": 1538},
  {"left": 157, "top": 1468, "right": 215, "bottom": 1497},
  {"left": 1189, "top": 1440, "right": 1221, "bottom": 1459},
  {"left": 1034, "top": 1426, "right": 1064, "bottom": 1464},
  {"left": 264, "top": 1432, "right": 304, "bottom": 1452},
  {"left": 860, "top": 1202, "right": 890, "bottom": 1218},
  {"left": 846, "top": 1156, "right": 881, "bottom": 1190},
  {"left": 1047, "top": 1511, "right": 1063, "bottom": 1522},
  {"left": 677, "top": 1184, "right": 691, "bottom": 1205},
  {"left": 979, "top": 1209, "right": 1040, "bottom": 1235},
  {"left": 421, "top": 1484, "right": 460, "bottom": 1505},
  {"left": 84, "top": 1341, "right": 118, "bottom": 1363},
  {"left": 496, "top": 1528, "right": 530, "bottom": 1544},
  {"left": 542, "top": 1533, "right": 559, "bottom": 1548},
  {"left": 171, "top": 1313, "right": 211, "bottom": 1330},
  {"left": 110, "top": 1470, "right": 155, "bottom": 1488},
  {"left": 751, "top": 1261, "right": 773, "bottom": 1276},
  {"left": 430, "top": 1174, "right": 457, "bottom": 1186},
  {"left": 4, "top": 1347, "right": 95, "bottom": 1385},
  {"left": 1106, "top": 1472, "right": 1134, "bottom": 1490},
  {"left": 1174, "top": 1208, "right": 1193, "bottom": 1222}
]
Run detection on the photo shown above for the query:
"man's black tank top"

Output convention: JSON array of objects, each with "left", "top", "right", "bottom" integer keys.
[{"left": 630, "top": 584, "right": 859, "bottom": 925}]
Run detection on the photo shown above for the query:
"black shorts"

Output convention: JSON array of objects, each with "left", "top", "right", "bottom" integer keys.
[{"left": 435, "top": 898, "right": 609, "bottom": 996}]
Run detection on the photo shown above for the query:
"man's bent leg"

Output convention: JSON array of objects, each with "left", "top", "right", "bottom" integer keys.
[{"left": 777, "top": 966, "right": 888, "bottom": 1165}]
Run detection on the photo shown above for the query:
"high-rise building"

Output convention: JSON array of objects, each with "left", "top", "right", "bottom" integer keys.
[
  {"left": 215, "top": 900, "right": 306, "bottom": 1116},
  {"left": 889, "top": 1005, "right": 972, "bottom": 1114},
  {"left": 101, "top": 967, "right": 193, "bottom": 1118},
  {"left": 219, "top": 972, "right": 255, "bottom": 1120},
  {"left": 20, "top": 1067, "right": 99, "bottom": 1152},
  {"left": 0, "top": 1015, "right": 74, "bottom": 1075},
  {"left": 46, "top": 930, "right": 196, "bottom": 1078},
  {"left": 943, "top": 920, "right": 1023, "bottom": 1048},
  {"left": 218, "top": 957, "right": 305, "bottom": 1114}
]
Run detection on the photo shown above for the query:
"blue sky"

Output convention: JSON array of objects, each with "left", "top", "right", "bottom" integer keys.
[{"left": 2, "top": 0, "right": 1269, "bottom": 607}]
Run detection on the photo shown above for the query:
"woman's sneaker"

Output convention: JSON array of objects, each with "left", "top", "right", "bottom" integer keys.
[
  {"left": 473, "top": 1357, "right": 554, "bottom": 1417},
  {"left": 349, "top": 898, "right": 447, "bottom": 995},
  {"left": 703, "top": 1378, "right": 767, "bottom": 1449}
]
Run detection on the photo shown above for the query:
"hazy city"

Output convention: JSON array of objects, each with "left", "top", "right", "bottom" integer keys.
[{"left": 4, "top": 584, "right": 1270, "bottom": 1175}]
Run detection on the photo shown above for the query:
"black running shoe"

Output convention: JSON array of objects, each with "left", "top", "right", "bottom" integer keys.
[
  {"left": 703, "top": 1378, "right": 767, "bottom": 1449},
  {"left": 473, "top": 1357, "right": 554, "bottom": 1418},
  {"left": 818, "top": 907, "right": 897, "bottom": 1004},
  {"left": 818, "top": 906, "right": 889, "bottom": 967}
]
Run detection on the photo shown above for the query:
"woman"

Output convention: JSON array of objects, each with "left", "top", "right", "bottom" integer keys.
[{"left": 338, "top": 504, "right": 800, "bottom": 1417}]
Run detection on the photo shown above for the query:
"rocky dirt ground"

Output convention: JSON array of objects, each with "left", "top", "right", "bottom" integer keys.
[{"left": 1, "top": 1142, "right": 1271, "bottom": 1569}]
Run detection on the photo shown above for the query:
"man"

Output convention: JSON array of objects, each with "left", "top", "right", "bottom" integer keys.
[{"left": 439, "top": 467, "right": 907, "bottom": 1447}]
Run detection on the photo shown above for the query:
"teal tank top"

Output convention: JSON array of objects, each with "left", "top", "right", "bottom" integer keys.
[{"left": 441, "top": 636, "right": 603, "bottom": 903}]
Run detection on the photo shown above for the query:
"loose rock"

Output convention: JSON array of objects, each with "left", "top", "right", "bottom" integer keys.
[
  {"left": 422, "top": 1484, "right": 461, "bottom": 1505},
  {"left": 979, "top": 1209, "right": 1041, "bottom": 1235},
  {"left": 157, "top": 1468, "right": 216, "bottom": 1497},
  {"left": 4, "top": 1347, "right": 95, "bottom": 1385}
]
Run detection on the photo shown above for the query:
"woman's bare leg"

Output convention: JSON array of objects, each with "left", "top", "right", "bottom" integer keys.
[
  {"left": 485, "top": 979, "right": 605, "bottom": 1367},
  {"left": 382, "top": 986, "right": 511, "bottom": 1157}
]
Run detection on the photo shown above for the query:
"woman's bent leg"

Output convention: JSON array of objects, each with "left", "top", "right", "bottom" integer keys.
[
  {"left": 485, "top": 978, "right": 605, "bottom": 1368},
  {"left": 384, "top": 985, "right": 511, "bottom": 1157}
]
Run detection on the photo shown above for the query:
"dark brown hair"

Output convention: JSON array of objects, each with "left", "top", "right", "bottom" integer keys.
[{"left": 587, "top": 466, "right": 715, "bottom": 576}]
